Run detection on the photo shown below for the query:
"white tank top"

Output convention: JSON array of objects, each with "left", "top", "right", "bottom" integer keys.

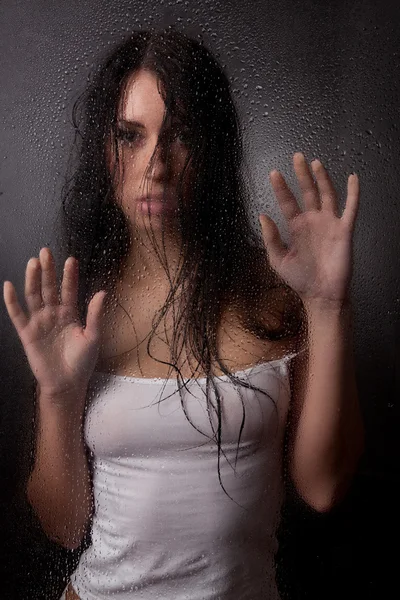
[{"left": 69, "top": 354, "right": 296, "bottom": 599}]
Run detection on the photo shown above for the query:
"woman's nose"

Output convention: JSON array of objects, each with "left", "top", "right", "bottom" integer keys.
[{"left": 148, "top": 137, "right": 176, "bottom": 181}]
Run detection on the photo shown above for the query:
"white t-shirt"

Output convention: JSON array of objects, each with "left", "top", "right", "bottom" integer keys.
[{"left": 69, "top": 354, "right": 295, "bottom": 599}]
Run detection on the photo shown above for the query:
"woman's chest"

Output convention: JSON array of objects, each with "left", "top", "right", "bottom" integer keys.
[
  {"left": 86, "top": 374, "right": 284, "bottom": 456},
  {"left": 97, "top": 301, "right": 287, "bottom": 380}
]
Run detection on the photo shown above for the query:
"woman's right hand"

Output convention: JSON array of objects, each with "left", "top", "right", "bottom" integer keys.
[{"left": 3, "top": 247, "right": 107, "bottom": 405}]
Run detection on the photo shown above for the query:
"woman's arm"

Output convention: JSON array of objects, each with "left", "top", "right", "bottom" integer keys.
[
  {"left": 258, "top": 152, "right": 364, "bottom": 512},
  {"left": 287, "top": 297, "right": 365, "bottom": 512},
  {"left": 27, "top": 387, "right": 94, "bottom": 550},
  {"left": 3, "top": 249, "right": 106, "bottom": 548}
]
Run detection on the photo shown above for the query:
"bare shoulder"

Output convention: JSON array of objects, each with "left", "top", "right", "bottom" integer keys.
[{"left": 221, "top": 291, "right": 299, "bottom": 369}]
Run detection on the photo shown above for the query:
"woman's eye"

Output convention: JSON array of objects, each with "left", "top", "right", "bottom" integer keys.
[
  {"left": 174, "top": 129, "right": 192, "bottom": 145},
  {"left": 116, "top": 129, "right": 141, "bottom": 146}
]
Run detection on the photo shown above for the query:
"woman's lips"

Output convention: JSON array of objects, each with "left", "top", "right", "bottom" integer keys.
[{"left": 136, "top": 197, "right": 176, "bottom": 215}]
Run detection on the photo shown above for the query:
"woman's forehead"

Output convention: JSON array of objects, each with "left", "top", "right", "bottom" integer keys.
[
  {"left": 118, "top": 70, "right": 166, "bottom": 123},
  {"left": 117, "top": 69, "right": 189, "bottom": 127}
]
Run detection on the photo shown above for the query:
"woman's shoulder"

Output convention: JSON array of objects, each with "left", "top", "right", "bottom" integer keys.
[{"left": 219, "top": 300, "right": 298, "bottom": 368}]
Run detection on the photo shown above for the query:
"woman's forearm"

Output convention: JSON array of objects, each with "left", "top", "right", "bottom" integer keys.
[
  {"left": 27, "top": 391, "right": 93, "bottom": 549},
  {"left": 289, "top": 299, "right": 365, "bottom": 511}
]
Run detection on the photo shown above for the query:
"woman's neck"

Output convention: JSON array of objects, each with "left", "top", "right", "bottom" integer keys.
[{"left": 119, "top": 233, "right": 183, "bottom": 292}]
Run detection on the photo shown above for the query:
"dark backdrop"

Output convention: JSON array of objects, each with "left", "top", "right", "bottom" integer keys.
[{"left": 1, "top": 0, "right": 399, "bottom": 598}]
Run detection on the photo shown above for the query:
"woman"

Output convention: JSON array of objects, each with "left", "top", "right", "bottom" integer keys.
[{"left": 3, "top": 28, "right": 364, "bottom": 600}]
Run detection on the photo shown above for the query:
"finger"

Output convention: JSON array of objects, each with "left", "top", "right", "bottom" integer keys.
[
  {"left": 25, "top": 258, "right": 44, "bottom": 313},
  {"left": 293, "top": 152, "right": 320, "bottom": 212},
  {"left": 342, "top": 174, "right": 360, "bottom": 229},
  {"left": 259, "top": 214, "right": 287, "bottom": 272},
  {"left": 269, "top": 170, "right": 301, "bottom": 223},
  {"left": 85, "top": 291, "right": 108, "bottom": 343},
  {"left": 40, "top": 248, "right": 59, "bottom": 306},
  {"left": 61, "top": 256, "right": 79, "bottom": 309},
  {"left": 310, "top": 159, "right": 339, "bottom": 215},
  {"left": 3, "top": 281, "right": 29, "bottom": 332}
]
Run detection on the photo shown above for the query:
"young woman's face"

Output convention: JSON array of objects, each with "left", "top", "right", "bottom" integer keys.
[{"left": 107, "top": 69, "right": 192, "bottom": 229}]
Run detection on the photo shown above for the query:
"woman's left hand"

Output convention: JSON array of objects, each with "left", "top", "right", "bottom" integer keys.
[{"left": 259, "top": 152, "right": 360, "bottom": 306}]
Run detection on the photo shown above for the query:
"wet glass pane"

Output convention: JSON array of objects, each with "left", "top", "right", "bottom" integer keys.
[{"left": 0, "top": 1, "right": 398, "bottom": 598}]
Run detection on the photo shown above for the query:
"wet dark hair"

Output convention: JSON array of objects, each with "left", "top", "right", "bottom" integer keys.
[{"left": 56, "top": 27, "right": 306, "bottom": 508}]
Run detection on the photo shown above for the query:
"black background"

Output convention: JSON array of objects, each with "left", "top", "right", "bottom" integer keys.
[{"left": 0, "top": 1, "right": 399, "bottom": 598}]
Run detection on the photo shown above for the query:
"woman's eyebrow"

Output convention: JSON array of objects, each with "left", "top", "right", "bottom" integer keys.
[
  {"left": 117, "top": 118, "right": 188, "bottom": 132},
  {"left": 117, "top": 119, "right": 146, "bottom": 130}
]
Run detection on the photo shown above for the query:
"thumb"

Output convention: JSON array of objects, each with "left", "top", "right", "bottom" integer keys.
[
  {"left": 259, "top": 214, "right": 287, "bottom": 272},
  {"left": 85, "top": 290, "right": 108, "bottom": 343}
]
